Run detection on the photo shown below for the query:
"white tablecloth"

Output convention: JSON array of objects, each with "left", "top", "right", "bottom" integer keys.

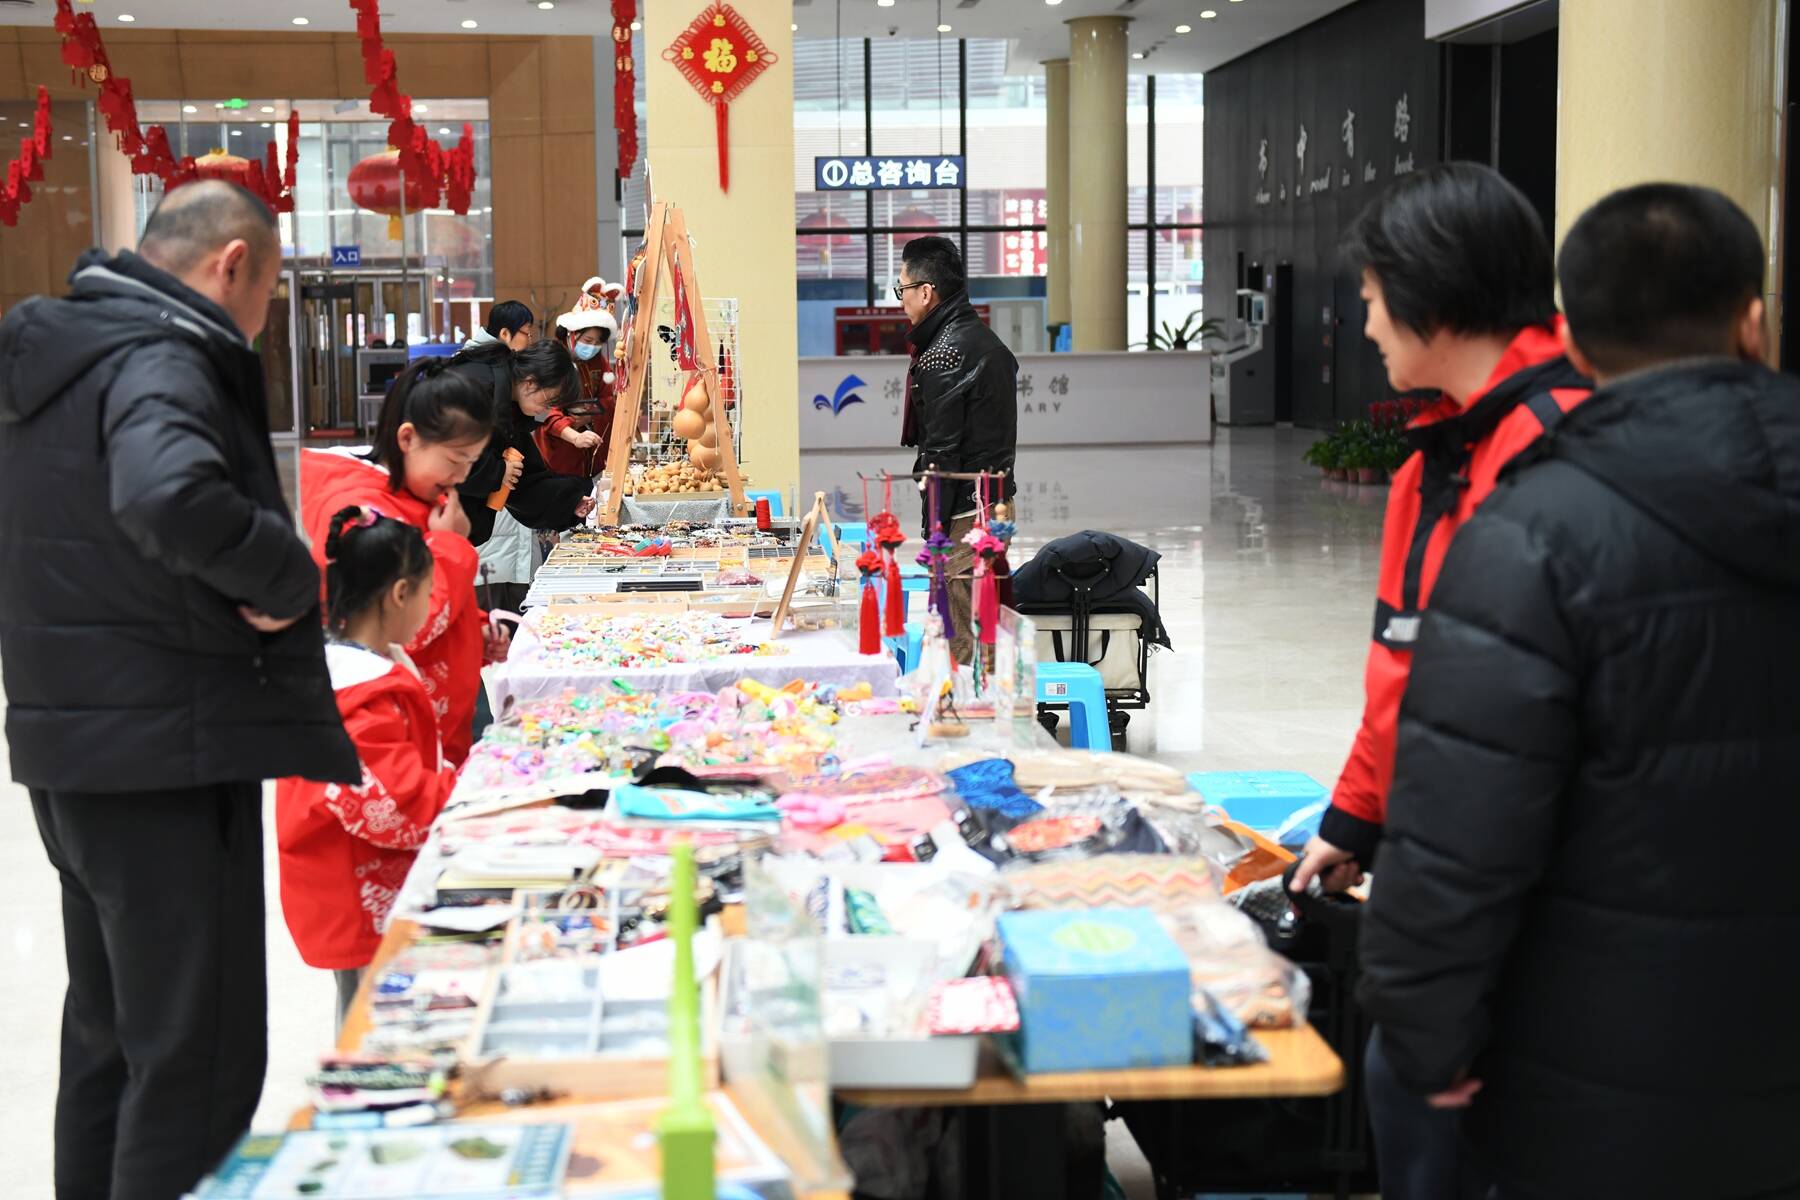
[{"left": 486, "top": 622, "right": 900, "bottom": 714}]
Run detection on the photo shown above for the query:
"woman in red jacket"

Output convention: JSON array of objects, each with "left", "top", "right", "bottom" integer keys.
[
  {"left": 277, "top": 508, "right": 459, "bottom": 1023},
  {"left": 300, "top": 359, "right": 506, "bottom": 764},
  {"left": 539, "top": 305, "right": 618, "bottom": 477}
]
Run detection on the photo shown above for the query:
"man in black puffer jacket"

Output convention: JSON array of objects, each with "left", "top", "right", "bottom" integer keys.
[
  {"left": 1360, "top": 184, "right": 1800, "bottom": 1198},
  {"left": 0, "top": 182, "right": 358, "bottom": 1200}
]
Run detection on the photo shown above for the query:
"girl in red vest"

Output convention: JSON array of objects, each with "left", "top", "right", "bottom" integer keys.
[
  {"left": 300, "top": 360, "right": 508, "bottom": 765},
  {"left": 277, "top": 508, "right": 459, "bottom": 1024}
]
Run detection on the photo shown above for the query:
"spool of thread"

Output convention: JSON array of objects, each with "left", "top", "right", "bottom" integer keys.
[
  {"left": 754, "top": 497, "right": 772, "bottom": 531},
  {"left": 487, "top": 447, "right": 525, "bottom": 511}
]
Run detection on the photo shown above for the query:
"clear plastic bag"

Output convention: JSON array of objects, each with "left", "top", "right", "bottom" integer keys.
[{"left": 1159, "top": 900, "right": 1311, "bottom": 1029}]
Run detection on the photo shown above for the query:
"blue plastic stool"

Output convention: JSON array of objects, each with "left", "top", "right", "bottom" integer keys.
[
  {"left": 886, "top": 634, "right": 911, "bottom": 673},
  {"left": 904, "top": 621, "right": 923, "bottom": 674},
  {"left": 826, "top": 521, "right": 870, "bottom": 561},
  {"left": 745, "top": 489, "right": 785, "bottom": 517},
  {"left": 1036, "top": 662, "right": 1112, "bottom": 752},
  {"left": 1184, "top": 771, "right": 1327, "bottom": 835}
]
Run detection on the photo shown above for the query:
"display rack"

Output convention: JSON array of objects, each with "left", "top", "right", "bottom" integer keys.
[{"left": 604, "top": 200, "right": 750, "bottom": 523}]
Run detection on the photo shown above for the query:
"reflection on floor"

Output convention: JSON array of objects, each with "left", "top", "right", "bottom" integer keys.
[{"left": 1, "top": 427, "right": 1387, "bottom": 1197}]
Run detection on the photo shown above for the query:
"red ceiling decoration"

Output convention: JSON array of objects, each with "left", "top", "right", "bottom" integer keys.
[
  {"left": 612, "top": 0, "right": 638, "bottom": 185},
  {"left": 348, "top": 0, "right": 477, "bottom": 219},
  {"left": 0, "top": 86, "right": 52, "bottom": 228},
  {"left": 53, "top": 0, "right": 299, "bottom": 213},
  {"left": 661, "top": 3, "right": 777, "bottom": 192}
]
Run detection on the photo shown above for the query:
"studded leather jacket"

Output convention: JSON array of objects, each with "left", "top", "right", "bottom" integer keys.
[{"left": 901, "top": 292, "right": 1018, "bottom": 530}]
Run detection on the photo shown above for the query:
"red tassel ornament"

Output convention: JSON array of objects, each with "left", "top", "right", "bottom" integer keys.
[{"left": 856, "top": 550, "right": 884, "bottom": 656}]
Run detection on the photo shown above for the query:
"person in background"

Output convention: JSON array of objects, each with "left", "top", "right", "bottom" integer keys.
[
  {"left": 1285, "top": 163, "right": 1589, "bottom": 1200},
  {"left": 1291, "top": 163, "right": 1590, "bottom": 893},
  {"left": 300, "top": 358, "right": 495, "bottom": 765},
  {"left": 543, "top": 305, "right": 618, "bottom": 477},
  {"left": 277, "top": 508, "right": 458, "bottom": 1028},
  {"left": 0, "top": 180, "right": 359, "bottom": 1200},
  {"left": 896, "top": 235, "right": 1018, "bottom": 664},
  {"left": 451, "top": 337, "right": 595, "bottom": 547},
  {"left": 1359, "top": 184, "right": 1800, "bottom": 1199},
  {"left": 464, "top": 297, "right": 535, "bottom": 352}
]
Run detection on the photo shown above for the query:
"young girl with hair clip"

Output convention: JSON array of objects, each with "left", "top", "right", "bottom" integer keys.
[
  {"left": 299, "top": 358, "right": 506, "bottom": 765},
  {"left": 276, "top": 507, "right": 458, "bottom": 1024}
]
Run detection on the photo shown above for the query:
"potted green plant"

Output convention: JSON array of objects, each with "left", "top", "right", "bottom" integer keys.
[
  {"left": 1133, "top": 311, "right": 1226, "bottom": 351},
  {"left": 1303, "top": 436, "right": 1338, "bottom": 479}
]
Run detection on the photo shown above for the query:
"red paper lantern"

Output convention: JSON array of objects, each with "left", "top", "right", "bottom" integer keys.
[{"left": 348, "top": 148, "right": 434, "bottom": 242}]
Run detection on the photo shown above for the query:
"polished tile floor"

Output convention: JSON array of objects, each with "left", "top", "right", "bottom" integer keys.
[{"left": 2, "top": 427, "right": 1386, "bottom": 1197}]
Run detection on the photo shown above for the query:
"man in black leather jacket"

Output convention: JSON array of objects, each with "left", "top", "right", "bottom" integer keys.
[
  {"left": 897, "top": 236, "right": 1018, "bottom": 663},
  {"left": 1361, "top": 185, "right": 1800, "bottom": 1198},
  {"left": 0, "top": 182, "right": 358, "bottom": 1199}
]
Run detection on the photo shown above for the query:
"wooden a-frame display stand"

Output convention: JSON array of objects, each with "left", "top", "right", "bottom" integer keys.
[{"left": 600, "top": 200, "right": 750, "bottom": 525}]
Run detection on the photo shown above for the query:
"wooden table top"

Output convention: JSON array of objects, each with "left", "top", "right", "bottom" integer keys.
[{"left": 836, "top": 1022, "right": 1343, "bottom": 1108}]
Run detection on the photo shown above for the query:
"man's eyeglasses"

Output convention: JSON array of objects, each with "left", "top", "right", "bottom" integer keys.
[{"left": 892, "top": 281, "right": 931, "bottom": 303}]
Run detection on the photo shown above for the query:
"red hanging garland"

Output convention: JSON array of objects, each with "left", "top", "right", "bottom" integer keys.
[
  {"left": 661, "top": 3, "right": 776, "bottom": 192},
  {"left": 0, "top": 86, "right": 52, "bottom": 228},
  {"left": 612, "top": 0, "right": 638, "bottom": 184},
  {"left": 52, "top": 0, "right": 299, "bottom": 212},
  {"left": 347, "top": 0, "right": 477, "bottom": 217}
]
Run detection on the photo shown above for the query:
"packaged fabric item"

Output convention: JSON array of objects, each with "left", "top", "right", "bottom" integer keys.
[
  {"left": 1162, "top": 901, "right": 1311, "bottom": 1028},
  {"left": 1000, "top": 854, "right": 1225, "bottom": 912},
  {"left": 938, "top": 747, "right": 1188, "bottom": 795},
  {"left": 945, "top": 758, "right": 1043, "bottom": 821},
  {"left": 927, "top": 975, "right": 1020, "bottom": 1035},
  {"left": 612, "top": 783, "right": 779, "bottom": 823},
  {"left": 998, "top": 908, "right": 1193, "bottom": 1073},
  {"left": 1185, "top": 770, "right": 1329, "bottom": 834}
]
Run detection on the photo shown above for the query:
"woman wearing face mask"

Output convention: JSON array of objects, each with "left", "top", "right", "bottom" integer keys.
[
  {"left": 449, "top": 337, "right": 595, "bottom": 548},
  {"left": 299, "top": 358, "right": 498, "bottom": 764},
  {"left": 539, "top": 305, "right": 618, "bottom": 477}
]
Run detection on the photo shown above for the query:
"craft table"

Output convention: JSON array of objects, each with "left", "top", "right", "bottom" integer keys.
[
  {"left": 301, "top": 919, "right": 852, "bottom": 1200},
  {"left": 487, "top": 624, "right": 900, "bottom": 713}
]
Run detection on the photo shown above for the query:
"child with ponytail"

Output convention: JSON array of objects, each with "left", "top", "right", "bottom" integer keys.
[
  {"left": 276, "top": 508, "right": 459, "bottom": 1024},
  {"left": 301, "top": 357, "right": 503, "bottom": 764}
]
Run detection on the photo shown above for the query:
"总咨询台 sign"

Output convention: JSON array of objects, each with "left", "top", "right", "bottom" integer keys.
[{"left": 814, "top": 155, "right": 966, "bottom": 191}]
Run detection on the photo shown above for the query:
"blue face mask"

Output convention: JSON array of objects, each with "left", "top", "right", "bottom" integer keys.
[{"left": 574, "top": 341, "right": 604, "bottom": 362}]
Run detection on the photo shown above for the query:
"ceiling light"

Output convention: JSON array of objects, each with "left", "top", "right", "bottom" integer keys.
[
  {"left": 1131, "top": 51, "right": 1144, "bottom": 59},
  {"left": 1175, "top": 24, "right": 1192, "bottom": 33},
  {"left": 937, "top": 23, "right": 951, "bottom": 32},
  {"left": 413, "top": 104, "right": 428, "bottom": 113},
  {"left": 182, "top": 104, "right": 198, "bottom": 113},
  {"left": 460, "top": 19, "right": 478, "bottom": 28},
  {"left": 291, "top": 16, "right": 309, "bottom": 25},
  {"left": 261, "top": 122, "right": 272, "bottom": 128},
  {"left": 116, "top": 12, "right": 134, "bottom": 20},
  {"left": 1045, "top": 0, "right": 1063, "bottom": 6},
  {"left": 438, "top": 127, "right": 451, "bottom": 135},
  {"left": 230, "top": 129, "right": 242, "bottom": 136},
  {"left": 630, "top": 19, "right": 641, "bottom": 30},
  {"left": 1201, "top": 9, "right": 1217, "bottom": 17},
  {"left": 877, "top": 0, "right": 894, "bottom": 6},
  {"left": 214, "top": 103, "right": 226, "bottom": 109},
  {"left": 791, "top": 22, "right": 797, "bottom": 30},
  {"left": 537, "top": 1, "right": 555, "bottom": 8},
  {"left": 260, "top": 105, "right": 276, "bottom": 114},
  {"left": 61, "top": 134, "right": 72, "bottom": 142}
]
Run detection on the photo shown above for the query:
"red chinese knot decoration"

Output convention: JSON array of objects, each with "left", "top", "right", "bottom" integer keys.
[
  {"left": 661, "top": 3, "right": 776, "bottom": 192},
  {"left": 52, "top": 0, "right": 298, "bottom": 212},
  {"left": 0, "top": 86, "right": 52, "bottom": 228},
  {"left": 348, "top": 0, "right": 478, "bottom": 218},
  {"left": 612, "top": 0, "right": 638, "bottom": 184}
]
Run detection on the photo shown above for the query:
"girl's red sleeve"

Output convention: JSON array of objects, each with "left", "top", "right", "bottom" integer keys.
[{"left": 325, "top": 693, "right": 458, "bottom": 850}]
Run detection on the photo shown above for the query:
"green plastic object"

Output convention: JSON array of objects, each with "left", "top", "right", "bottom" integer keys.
[{"left": 658, "top": 842, "right": 716, "bottom": 1200}]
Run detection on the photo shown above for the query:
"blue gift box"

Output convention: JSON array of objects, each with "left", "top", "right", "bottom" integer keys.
[
  {"left": 1186, "top": 770, "right": 1328, "bottom": 833},
  {"left": 998, "top": 908, "right": 1193, "bottom": 1074}
]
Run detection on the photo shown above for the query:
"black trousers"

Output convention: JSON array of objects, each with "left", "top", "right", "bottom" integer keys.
[
  {"left": 32, "top": 784, "right": 268, "bottom": 1200},
  {"left": 1365, "top": 1027, "right": 1498, "bottom": 1200}
]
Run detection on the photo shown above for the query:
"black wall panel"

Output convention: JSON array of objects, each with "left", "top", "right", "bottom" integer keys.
[{"left": 1203, "top": 0, "right": 1442, "bottom": 427}]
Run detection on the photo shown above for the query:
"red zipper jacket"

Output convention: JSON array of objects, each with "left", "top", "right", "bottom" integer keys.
[
  {"left": 535, "top": 356, "right": 615, "bottom": 477},
  {"left": 275, "top": 644, "right": 457, "bottom": 970},
  {"left": 1320, "top": 321, "right": 1590, "bottom": 862},
  {"left": 299, "top": 449, "right": 485, "bottom": 764}
]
